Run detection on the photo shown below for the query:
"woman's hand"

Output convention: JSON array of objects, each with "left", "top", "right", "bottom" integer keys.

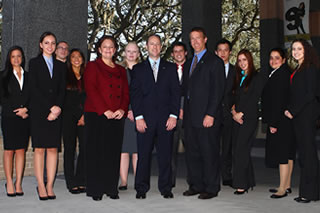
[
  {"left": 127, "top": 110, "right": 134, "bottom": 122},
  {"left": 104, "top": 110, "right": 114, "bottom": 119},
  {"left": 13, "top": 107, "right": 28, "bottom": 119},
  {"left": 113, "top": 109, "right": 125, "bottom": 120},
  {"left": 284, "top": 110, "right": 293, "bottom": 119},
  {"left": 269, "top": 127, "right": 277, "bottom": 134},
  {"left": 77, "top": 115, "right": 85, "bottom": 126},
  {"left": 47, "top": 112, "right": 57, "bottom": 121},
  {"left": 233, "top": 111, "right": 244, "bottom": 125},
  {"left": 50, "top": 106, "right": 61, "bottom": 117}
]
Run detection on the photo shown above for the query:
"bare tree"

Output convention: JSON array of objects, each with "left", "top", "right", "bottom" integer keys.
[
  {"left": 88, "top": 0, "right": 182, "bottom": 61},
  {"left": 222, "top": 0, "right": 260, "bottom": 68}
]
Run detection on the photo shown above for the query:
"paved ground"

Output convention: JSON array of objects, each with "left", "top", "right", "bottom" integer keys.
[{"left": 0, "top": 149, "right": 319, "bottom": 213}]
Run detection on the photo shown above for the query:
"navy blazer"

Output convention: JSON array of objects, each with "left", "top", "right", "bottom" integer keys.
[
  {"left": 28, "top": 55, "right": 66, "bottom": 116},
  {"left": 182, "top": 51, "right": 225, "bottom": 128},
  {"left": 130, "top": 58, "right": 180, "bottom": 127},
  {"left": 0, "top": 70, "right": 29, "bottom": 117}
]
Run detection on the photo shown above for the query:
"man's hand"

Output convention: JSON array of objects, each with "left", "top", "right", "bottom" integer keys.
[
  {"left": 284, "top": 110, "right": 293, "bottom": 119},
  {"left": 77, "top": 115, "right": 85, "bottom": 126},
  {"left": 179, "top": 109, "right": 183, "bottom": 120},
  {"left": 127, "top": 110, "right": 134, "bottom": 122},
  {"left": 203, "top": 115, "right": 214, "bottom": 128},
  {"left": 166, "top": 117, "right": 177, "bottom": 131},
  {"left": 136, "top": 119, "right": 147, "bottom": 133},
  {"left": 270, "top": 127, "right": 277, "bottom": 134},
  {"left": 14, "top": 107, "right": 28, "bottom": 119}
]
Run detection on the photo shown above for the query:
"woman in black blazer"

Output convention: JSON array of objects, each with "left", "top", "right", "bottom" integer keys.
[
  {"left": 262, "top": 48, "right": 295, "bottom": 199},
  {"left": 231, "top": 49, "right": 267, "bottom": 194},
  {"left": 0, "top": 46, "right": 30, "bottom": 197},
  {"left": 29, "top": 32, "right": 66, "bottom": 200},
  {"left": 62, "top": 49, "right": 86, "bottom": 194},
  {"left": 284, "top": 39, "right": 320, "bottom": 203}
]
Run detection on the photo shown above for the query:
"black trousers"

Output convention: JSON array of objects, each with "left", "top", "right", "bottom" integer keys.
[
  {"left": 232, "top": 119, "right": 257, "bottom": 190},
  {"left": 135, "top": 119, "right": 173, "bottom": 194},
  {"left": 293, "top": 105, "right": 319, "bottom": 201},
  {"left": 171, "top": 119, "right": 184, "bottom": 187},
  {"left": 85, "top": 112, "right": 124, "bottom": 197},
  {"left": 62, "top": 111, "right": 85, "bottom": 189},
  {"left": 221, "top": 114, "right": 233, "bottom": 182},
  {"left": 184, "top": 109, "right": 221, "bottom": 194}
]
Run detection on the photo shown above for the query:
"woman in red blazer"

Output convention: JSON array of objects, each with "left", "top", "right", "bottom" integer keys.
[{"left": 84, "top": 35, "right": 129, "bottom": 201}]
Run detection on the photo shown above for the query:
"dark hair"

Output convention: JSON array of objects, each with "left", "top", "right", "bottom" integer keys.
[
  {"left": 215, "top": 38, "right": 232, "bottom": 51},
  {"left": 233, "top": 49, "right": 257, "bottom": 93},
  {"left": 39, "top": 31, "right": 57, "bottom": 54},
  {"left": 1, "top": 46, "right": 26, "bottom": 97},
  {"left": 66, "top": 48, "right": 85, "bottom": 90},
  {"left": 290, "top": 38, "right": 320, "bottom": 71},
  {"left": 146, "top": 34, "right": 162, "bottom": 44},
  {"left": 57, "top": 41, "right": 69, "bottom": 47},
  {"left": 269, "top": 47, "right": 286, "bottom": 60},
  {"left": 190, "top": 27, "right": 207, "bottom": 38},
  {"left": 96, "top": 35, "right": 118, "bottom": 60},
  {"left": 171, "top": 42, "right": 187, "bottom": 52}
]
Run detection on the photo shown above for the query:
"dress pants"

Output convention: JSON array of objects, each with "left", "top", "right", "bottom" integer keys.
[
  {"left": 221, "top": 114, "right": 233, "bottom": 182},
  {"left": 171, "top": 119, "right": 184, "bottom": 187},
  {"left": 232, "top": 119, "right": 257, "bottom": 190},
  {"left": 293, "top": 104, "right": 319, "bottom": 201},
  {"left": 184, "top": 108, "right": 221, "bottom": 194},
  {"left": 85, "top": 112, "right": 124, "bottom": 197},
  {"left": 62, "top": 111, "right": 86, "bottom": 189},
  {"left": 135, "top": 120, "right": 173, "bottom": 194}
]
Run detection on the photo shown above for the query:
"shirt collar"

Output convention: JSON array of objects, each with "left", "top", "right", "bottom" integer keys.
[
  {"left": 194, "top": 49, "right": 207, "bottom": 61},
  {"left": 13, "top": 67, "right": 24, "bottom": 75},
  {"left": 148, "top": 57, "right": 160, "bottom": 66}
]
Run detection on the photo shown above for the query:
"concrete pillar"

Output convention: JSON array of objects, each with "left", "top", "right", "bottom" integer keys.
[
  {"left": 182, "top": 0, "right": 222, "bottom": 54},
  {"left": 260, "top": 0, "right": 284, "bottom": 72},
  {"left": 310, "top": 0, "right": 320, "bottom": 55},
  {"left": 1, "top": 0, "right": 88, "bottom": 69}
]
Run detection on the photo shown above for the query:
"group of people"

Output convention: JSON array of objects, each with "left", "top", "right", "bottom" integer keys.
[{"left": 0, "top": 26, "right": 319, "bottom": 204}]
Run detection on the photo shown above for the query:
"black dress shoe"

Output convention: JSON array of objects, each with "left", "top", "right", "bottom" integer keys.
[
  {"left": 118, "top": 185, "right": 127, "bottom": 191},
  {"left": 294, "top": 197, "right": 311, "bottom": 203},
  {"left": 270, "top": 192, "right": 287, "bottom": 199},
  {"left": 234, "top": 189, "right": 248, "bottom": 195},
  {"left": 5, "top": 183, "right": 16, "bottom": 197},
  {"left": 136, "top": 192, "right": 146, "bottom": 199},
  {"left": 92, "top": 196, "right": 103, "bottom": 201},
  {"left": 198, "top": 192, "right": 217, "bottom": 199},
  {"left": 36, "top": 187, "right": 48, "bottom": 201},
  {"left": 183, "top": 189, "right": 200, "bottom": 196},
  {"left": 78, "top": 187, "right": 86, "bottom": 193},
  {"left": 107, "top": 194, "right": 120, "bottom": 199},
  {"left": 269, "top": 188, "right": 292, "bottom": 194},
  {"left": 222, "top": 180, "right": 233, "bottom": 187},
  {"left": 162, "top": 192, "right": 174, "bottom": 199}
]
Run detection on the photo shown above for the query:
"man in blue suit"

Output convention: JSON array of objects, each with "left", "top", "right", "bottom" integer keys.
[{"left": 130, "top": 34, "right": 180, "bottom": 199}]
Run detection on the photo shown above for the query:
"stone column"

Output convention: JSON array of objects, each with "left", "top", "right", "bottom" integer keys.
[
  {"left": 310, "top": 0, "right": 320, "bottom": 55},
  {"left": 260, "top": 0, "right": 284, "bottom": 72},
  {"left": 182, "top": 0, "right": 222, "bottom": 54},
  {"left": 1, "top": 0, "right": 88, "bottom": 68}
]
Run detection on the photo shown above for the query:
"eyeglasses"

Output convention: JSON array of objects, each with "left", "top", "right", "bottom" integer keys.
[{"left": 57, "top": 46, "right": 69, "bottom": 51}]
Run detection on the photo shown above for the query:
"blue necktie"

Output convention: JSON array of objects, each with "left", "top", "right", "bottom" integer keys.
[{"left": 240, "top": 70, "right": 247, "bottom": 87}]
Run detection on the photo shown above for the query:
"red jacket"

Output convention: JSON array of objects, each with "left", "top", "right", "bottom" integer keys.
[{"left": 84, "top": 58, "right": 129, "bottom": 115}]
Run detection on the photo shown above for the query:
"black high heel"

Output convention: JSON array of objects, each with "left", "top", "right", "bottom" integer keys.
[
  {"left": 5, "top": 183, "right": 16, "bottom": 197},
  {"left": 36, "top": 187, "right": 48, "bottom": 201},
  {"left": 14, "top": 181, "right": 24, "bottom": 196},
  {"left": 234, "top": 189, "right": 248, "bottom": 195}
]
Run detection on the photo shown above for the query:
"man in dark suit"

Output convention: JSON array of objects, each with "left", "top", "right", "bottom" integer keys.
[
  {"left": 170, "top": 42, "right": 187, "bottom": 187},
  {"left": 215, "top": 38, "right": 235, "bottom": 187},
  {"left": 181, "top": 27, "right": 225, "bottom": 199},
  {"left": 130, "top": 34, "right": 180, "bottom": 199}
]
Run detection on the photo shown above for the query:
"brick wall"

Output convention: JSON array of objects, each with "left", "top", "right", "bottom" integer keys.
[{"left": 0, "top": 137, "right": 64, "bottom": 180}]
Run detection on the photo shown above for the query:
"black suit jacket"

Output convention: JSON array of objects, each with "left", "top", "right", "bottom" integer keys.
[
  {"left": 262, "top": 64, "right": 290, "bottom": 127},
  {"left": 182, "top": 50, "right": 225, "bottom": 128},
  {"left": 130, "top": 58, "right": 180, "bottom": 127},
  {"left": 222, "top": 64, "right": 235, "bottom": 120},
  {"left": 28, "top": 55, "right": 66, "bottom": 116},
  {"left": 0, "top": 70, "right": 29, "bottom": 117}
]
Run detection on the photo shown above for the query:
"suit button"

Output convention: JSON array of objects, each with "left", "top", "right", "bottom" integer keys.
[
  {"left": 118, "top": 85, "right": 120, "bottom": 88},
  {"left": 109, "top": 74, "right": 112, "bottom": 78},
  {"left": 117, "top": 76, "right": 120, "bottom": 79},
  {"left": 110, "top": 94, "right": 112, "bottom": 98},
  {"left": 117, "top": 96, "right": 120, "bottom": 99},
  {"left": 110, "top": 84, "right": 112, "bottom": 88},
  {"left": 20, "top": 105, "right": 24, "bottom": 107}
]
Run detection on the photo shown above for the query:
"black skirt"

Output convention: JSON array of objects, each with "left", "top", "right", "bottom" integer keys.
[
  {"left": 1, "top": 115, "right": 30, "bottom": 150},
  {"left": 122, "top": 118, "right": 137, "bottom": 154}
]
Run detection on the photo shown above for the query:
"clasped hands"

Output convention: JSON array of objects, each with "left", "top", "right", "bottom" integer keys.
[
  {"left": 135, "top": 117, "right": 177, "bottom": 133},
  {"left": 47, "top": 105, "right": 61, "bottom": 121},
  {"left": 104, "top": 109, "right": 125, "bottom": 120},
  {"left": 13, "top": 107, "right": 29, "bottom": 119},
  {"left": 232, "top": 111, "right": 244, "bottom": 125}
]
